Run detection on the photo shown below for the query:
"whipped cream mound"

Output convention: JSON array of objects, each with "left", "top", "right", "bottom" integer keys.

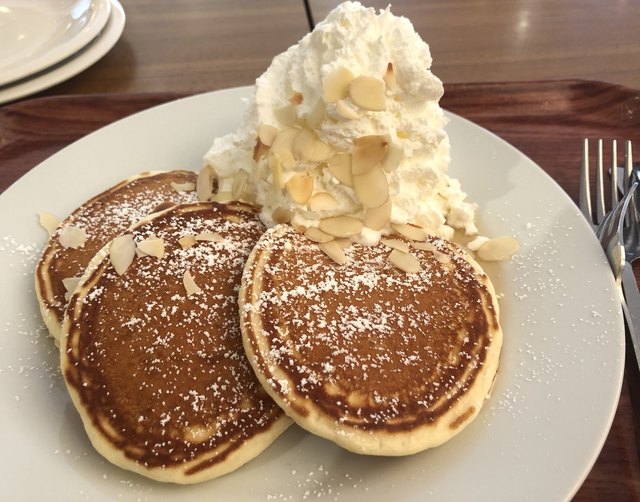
[{"left": 203, "top": 1, "right": 478, "bottom": 247}]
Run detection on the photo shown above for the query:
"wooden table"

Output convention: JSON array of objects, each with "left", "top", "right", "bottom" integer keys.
[{"left": 1, "top": 1, "right": 640, "bottom": 499}]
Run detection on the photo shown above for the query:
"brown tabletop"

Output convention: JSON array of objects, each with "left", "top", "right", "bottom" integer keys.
[{"left": 2, "top": 0, "right": 640, "bottom": 499}]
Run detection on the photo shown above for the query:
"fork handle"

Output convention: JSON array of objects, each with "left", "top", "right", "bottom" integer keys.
[{"left": 620, "top": 264, "right": 640, "bottom": 466}]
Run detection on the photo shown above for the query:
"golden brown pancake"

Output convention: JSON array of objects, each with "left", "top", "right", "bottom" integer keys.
[
  {"left": 240, "top": 224, "right": 502, "bottom": 456},
  {"left": 61, "top": 202, "right": 291, "bottom": 483},
  {"left": 35, "top": 170, "right": 199, "bottom": 345}
]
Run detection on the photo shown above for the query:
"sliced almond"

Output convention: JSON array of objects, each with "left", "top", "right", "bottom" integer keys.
[
  {"left": 307, "top": 139, "right": 334, "bottom": 162},
  {"left": 170, "top": 181, "right": 196, "bottom": 193},
  {"left": 195, "top": 232, "right": 223, "bottom": 242},
  {"left": 258, "top": 124, "right": 279, "bottom": 146},
  {"left": 289, "top": 91, "right": 303, "bottom": 105},
  {"left": 59, "top": 225, "right": 88, "bottom": 249},
  {"left": 183, "top": 269, "right": 202, "bottom": 297},
  {"left": 334, "top": 237, "right": 352, "bottom": 249},
  {"left": 272, "top": 207, "right": 293, "bottom": 224},
  {"left": 231, "top": 171, "right": 248, "bottom": 200},
  {"left": 110, "top": 234, "right": 136, "bottom": 275},
  {"left": 38, "top": 212, "right": 59, "bottom": 236},
  {"left": 137, "top": 236, "right": 165, "bottom": 258},
  {"left": 271, "top": 127, "right": 299, "bottom": 169},
  {"left": 412, "top": 242, "right": 451, "bottom": 263},
  {"left": 388, "top": 249, "right": 421, "bottom": 274},
  {"left": 364, "top": 198, "right": 391, "bottom": 230},
  {"left": 212, "top": 190, "right": 232, "bottom": 203},
  {"left": 353, "top": 165, "right": 389, "bottom": 208},
  {"left": 63, "top": 276, "right": 82, "bottom": 301},
  {"left": 308, "top": 192, "right": 339, "bottom": 212},
  {"left": 477, "top": 236, "right": 519, "bottom": 261},
  {"left": 383, "top": 62, "right": 399, "bottom": 92},
  {"left": 467, "top": 236, "right": 490, "bottom": 251},
  {"left": 381, "top": 238, "right": 410, "bottom": 253},
  {"left": 268, "top": 154, "right": 284, "bottom": 190},
  {"left": 391, "top": 223, "right": 428, "bottom": 241},
  {"left": 304, "top": 227, "right": 334, "bottom": 243},
  {"left": 305, "top": 101, "right": 326, "bottom": 129},
  {"left": 382, "top": 142, "right": 403, "bottom": 173},
  {"left": 292, "top": 128, "right": 316, "bottom": 161},
  {"left": 319, "top": 215, "right": 363, "bottom": 238},
  {"left": 274, "top": 104, "right": 297, "bottom": 127},
  {"left": 253, "top": 138, "right": 270, "bottom": 161},
  {"left": 352, "top": 135, "right": 388, "bottom": 175},
  {"left": 327, "top": 153, "right": 354, "bottom": 187},
  {"left": 179, "top": 235, "right": 197, "bottom": 249},
  {"left": 196, "top": 165, "right": 215, "bottom": 202},
  {"left": 349, "top": 76, "right": 386, "bottom": 111},
  {"left": 335, "top": 99, "right": 360, "bottom": 120},
  {"left": 318, "top": 240, "right": 348, "bottom": 265},
  {"left": 285, "top": 173, "right": 313, "bottom": 204},
  {"left": 322, "top": 67, "right": 354, "bottom": 103}
]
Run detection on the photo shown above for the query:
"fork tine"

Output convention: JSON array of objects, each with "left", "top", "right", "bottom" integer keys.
[
  {"left": 611, "top": 139, "right": 619, "bottom": 206},
  {"left": 595, "top": 139, "right": 606, "bottom": 224},
  {"left": 579, "top": 138, "right": 593, "bottom": 223}
]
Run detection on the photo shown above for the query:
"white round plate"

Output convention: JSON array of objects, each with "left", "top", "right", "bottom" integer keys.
[
  {"left": 0, "top": 87, "right": 623, "bottom": 501},
  {"left": 0, "top": 0, "right": 125, "bottom": 105},
  {"left": 0, "top": 0, "right": 112, "bottom": 87}
]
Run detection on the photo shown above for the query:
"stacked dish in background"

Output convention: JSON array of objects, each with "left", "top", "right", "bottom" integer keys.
[{"left": 0, "top": 0, "right": 125, "bottom": 104}]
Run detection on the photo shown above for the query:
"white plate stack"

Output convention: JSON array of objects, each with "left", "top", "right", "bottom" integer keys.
[{"left": 0, "top": 0, "right": 126, "bottom": 104}]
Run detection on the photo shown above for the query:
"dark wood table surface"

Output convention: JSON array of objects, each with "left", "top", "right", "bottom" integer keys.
[{"left": 2, "top": 1, "right": 640, "bottom": 499}]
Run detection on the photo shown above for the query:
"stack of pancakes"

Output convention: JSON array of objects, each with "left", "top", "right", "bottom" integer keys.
[{"left": 36, "top": 170, "right": 503, "bottom": 483}]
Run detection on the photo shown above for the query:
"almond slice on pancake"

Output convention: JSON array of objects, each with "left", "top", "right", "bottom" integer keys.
[
  {"left": 239, "top": 224, "right": 502, "bottom": 456},
  {"left": 35, "top": 170, "right": 201, "bottom": 345},
  {"left": 61, "top": 202, "right": 291, "bottom": 483}
]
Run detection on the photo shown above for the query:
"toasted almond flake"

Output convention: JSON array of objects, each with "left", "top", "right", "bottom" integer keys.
[
  {"left": 272, "top": 207, "right": 293, "bottom": 224},
  {"left": 381, "top": 238, "right": 409, "bottom": 253},
  {"left": 59, "top": 225, "right": 88, "bottom": 249},
  {"left": 308, "top": 192, "right": 339, "bottom": 212},
  {"left": 253, "top": 138, "right": 270, "bottom": 161},
  {"left": 322, "top": 67, "right": 354, "bottom": 103},
  {"left": 183, "top": 269, "right": 202, "bottom": 296},
  {"left": 305, "top": 101, "right": 326, "bottom": 129},
  {"left": 438, "top": 224, "right": 455, "bottom": 240},
  {"left": 231, "top": 171, "right": 248, "bottom": 200},
  {"left": 364, "top": 198, "right": 391, "bottom": 230},
  {"left": 274, "top": 104, "right": 297, "bottom": 127},
  {"left": 304, "top": 227, "right": 334, "bottom": 243},
  {"left": 352, "top": 135, "right": 388, "bottom": 175},
  {"left": 467, "top": 236, "right": 490, "bottom": 251},
  {"left": 179, "top": 235, "right": 197, "bottom": 249},
  {"left": 196, "top": 165, "right": 215, "bottom": 201},
  {"left": 327, "top": 153, "right": 354, "bottom": 187},
  {"left": 389, "top": 249, "right": 421, "bottom": 273},
  {"left": 271, "top": 128, "right": 299, "bottom": 169},
  {"left": 293, "top": 224, "right": 306, "bottom": 234},
  {"left": 318, "top": 240, "right": 348, "bottom": 265},
  {"left": 477, "top": 236, "right": 519, "bottom": 261},
  {"left": 170, "top": 181, "right": 196, "bottom": 193},
  {"left": 212, "top": 190, "right": 232, "bottom": 203},
  {"left": 195, "top": 232, "right": 223, "bottom": 242},
  {"left": 411, "top": 241, "right": 437, "bottom": 252},
  {"left": 62, "top": 277, "right": 81, "bottom": 294},
  {"left": 391, "top": 223, "right": 428, "bottom": 241},
  {"left": 319, "top": 215, "right": 363, "bottom": 238},
  {"left": 110, "top": 234, "right": 136, "bottom": 275},
  {"left": 382, "top": 142, "right": 403, "bottom": 173},
  {"left": 135, "top": 247, "right": 148, "bottom": 258},
  {"left": 285, "top": 173, "right": 313, "bottom": 204},
  {"left": 292, "top": 128, "right": 316, "bottom": 161},
  {"left": 258, "top": 124, "right": 279, "bottom": 146},
  {"left": 353, "top": 165, "right": 389, "bottom": 208},
  {"left": 38, "top": 212, "right": 60, "bottom": 236},
  {"left": 383, "top": 62, "right": 399, "bottom": 92},
  {"left": 335, "top": 99, "right": 360, "bottom": 120},
  {"left": 289, "top": 91, "right": 303, "bottom": 105},
  {"left": 307, "top": 139, "right": 334, "bottom": 162},
  {"left": 349, "top": 76, "right": 386, "bottom": 111},
  {"left": 268, "top": 154, "right": 284, "bottom": 190},
  {"left": 397, "top": 130, "right": 409, "bottom": 139},
  {"left": 334, "top": 237, "right": 352, "bottom": 249},
  {"left": 137, "top": 236, "right": 165, "bottom": 258}
]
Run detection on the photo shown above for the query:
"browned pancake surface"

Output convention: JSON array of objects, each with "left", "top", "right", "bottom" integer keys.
[
  {"left": 63, "top": 202, "right": 289, "bottom": 481},
  {"left": 36, "top": 171, "right": 199, "bottom": 338},
  {"left": 241, "top": 225, "right": 501, "bottom": 453}
]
